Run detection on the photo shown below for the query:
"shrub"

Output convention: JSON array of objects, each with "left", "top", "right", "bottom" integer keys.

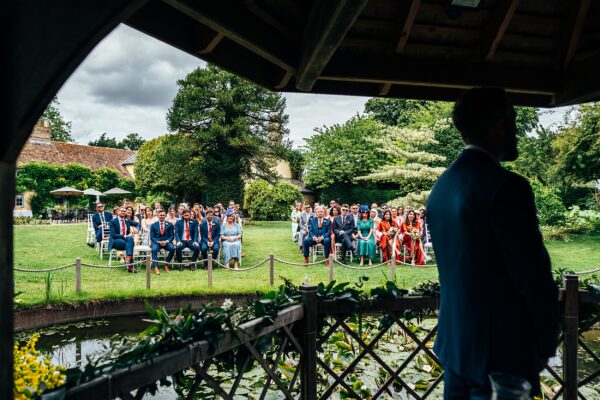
[
  {"left": 565, "top": 206, "right": 600, "bottom": 234},
  {"left": 244, "top": 180, "right": 301, "bottom": 221},
  {"left": 531, "top": 181, "right": 566, "bottom": 226}
]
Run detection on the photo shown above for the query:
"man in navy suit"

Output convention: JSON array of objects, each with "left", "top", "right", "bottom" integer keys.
[
  {"left": 303, "top": 205, "right": 332, "bottom": 265},
  {"left": 91, "top": 202, "right": 113, "bottom": 245},
  {"left": 200, "top": 208, "right": 221, "bottom": 265},
  {"left": 333, "top": 204, "right": 356, "bottom": 262},
  {"left": 108, "top": 207, "right": 139, "bottom": 272},
  {"left": 427, "top": 88, "right": 559, "bottom": 399},
  {"left": 175, "top": 209, "right": 200, "bottom": 271},
  {"left": 150, "top": 209, "right": 175, "bottom": 274}
]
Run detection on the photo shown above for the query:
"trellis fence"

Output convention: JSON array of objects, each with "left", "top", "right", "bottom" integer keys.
[{"left": 61, "top": 275, "right": 599, "bottom": 400}]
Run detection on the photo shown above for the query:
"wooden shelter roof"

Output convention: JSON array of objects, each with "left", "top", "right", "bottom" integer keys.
[{"left": 125, "top": 0, "right": 600, "bottom": 107}]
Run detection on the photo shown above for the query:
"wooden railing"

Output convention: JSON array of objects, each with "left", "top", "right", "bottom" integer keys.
[{"left": 64, "top": 277, "right": 599, "bottom": 400}]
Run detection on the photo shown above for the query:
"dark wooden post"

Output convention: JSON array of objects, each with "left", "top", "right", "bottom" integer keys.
[
  {"left": 390, "top": 257, "right": 396, "bottom": 281},
  {"left": 0, "top": 161, "right": 16, "bottom": 399},
  {"left": 300, "top": 285, "right": 318, "bottom": 400},
  {"left": 145, "top": 255, "right": 151, "bottom": 290},
  {"left": 208, "top": 254, "right": 213, "bottom": 287},
  {"left": 75, "top": 257, "right": 81, "bottom": 295},
  {"left": 563, "top": 274, "right": 579, "bottom": 400},
  {"left": 269, "top": 253, "right": 275, "bottom": 286}
]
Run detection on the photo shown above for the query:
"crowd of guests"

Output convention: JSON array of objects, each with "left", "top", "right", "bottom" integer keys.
[
  {"left": 91, "top": 200, "right": 243, "bottom": 274},
  {"left": 291, "top": 200, "right": 431, "bottom": 266}
]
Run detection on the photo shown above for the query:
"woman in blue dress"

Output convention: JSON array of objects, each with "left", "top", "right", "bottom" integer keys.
[
  {"left": 221, "top": 209, "right": 242, "bottom": 269},
  {"left": 356, "top": 205, "right": 377, "bottom": 266}
]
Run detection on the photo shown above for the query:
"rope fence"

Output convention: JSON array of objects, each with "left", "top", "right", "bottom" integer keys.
[{"left": 19, "top": 252, "right": 588, "bottom": 297}]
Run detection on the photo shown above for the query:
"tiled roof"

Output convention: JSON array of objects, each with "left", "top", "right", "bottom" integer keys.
[
  {"left": 122, "top": 153, "right": 136, "bottom": 165},
  {"left": 17, "top": 141, "right": 135, "bottom": 178}
]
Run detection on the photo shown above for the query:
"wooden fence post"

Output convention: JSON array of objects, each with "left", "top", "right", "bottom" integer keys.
[
  {"left": 390, "top": 257, "right": 396, "bottom": 281},
  {"left": 207, "top": 254, "right": 213, "bottom": 287},
  {"left": 300, "top": 285, "right": 317, "bottom": 400},
  {"left": 75, "top": 258, "right": 81, "bottom": 295},
  {"left": 328, "top": 254, "right": 334, "bottom": 282},
  {"left": 563, "top": 274, "right": 579, "bottom": 400},
  {"left": 146, "top": 255, "right": 151, "bottom": 290},
  {"left": 269, "top": 253, "right": 275, "bottom": 286}
]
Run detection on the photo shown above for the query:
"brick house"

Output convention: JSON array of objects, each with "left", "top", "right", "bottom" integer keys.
[{"left": 14, "top": 122, "right": 135, "bottom": 217}]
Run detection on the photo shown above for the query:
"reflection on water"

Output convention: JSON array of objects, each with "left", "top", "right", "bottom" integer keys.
[{"left": 18, "top": 317, "right": 600, "bottom": 399}]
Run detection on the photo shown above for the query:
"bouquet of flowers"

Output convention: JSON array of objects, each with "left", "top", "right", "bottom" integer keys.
[
  {"left": 387, "top": 227, "right": 399, "bottom": 238},
  {"left": 409, "top": 228, "right": 420, "bottom": 241}
]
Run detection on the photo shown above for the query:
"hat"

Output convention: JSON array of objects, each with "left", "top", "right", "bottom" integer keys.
[
  {"left": 224, "top": 208, "right": 235, "bottom": 217},
  {"left": 359, "top": 205, "right": 369, "bottom": 213}
]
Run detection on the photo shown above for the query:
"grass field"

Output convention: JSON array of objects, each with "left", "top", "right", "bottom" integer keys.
[{"left": 13, "top": 222, "right": 600, "bottom": 306}]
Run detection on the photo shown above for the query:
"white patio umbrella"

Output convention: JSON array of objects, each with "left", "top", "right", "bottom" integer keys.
[
  {"left": 83, "top": 188, "right": 104, "bottom": 204},
  {"left": 49, "top": 186, "right": 83, "bottom": 212},
  {"left": 103, "top": 187, "right": 131, "bottom": 195}
]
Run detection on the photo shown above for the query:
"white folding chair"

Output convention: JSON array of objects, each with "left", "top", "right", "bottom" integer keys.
[
  {"left": 334, "top": 243, "right": 353, "bottom": 262},
  {"left": 312, "top": 243, "right": 325, "bottom": 262},
  {"left": 96, "top": 223, "right": 110, "bottom": 259},
  {"left": 86, "top": 215, "right": 95, "bottom": 244}
]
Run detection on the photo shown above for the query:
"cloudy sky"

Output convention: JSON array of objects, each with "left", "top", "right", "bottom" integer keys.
[{"left": 57, "top": 24, "right": 567, "bottom": 148}]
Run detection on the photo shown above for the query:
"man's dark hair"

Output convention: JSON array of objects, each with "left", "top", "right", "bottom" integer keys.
[
  {"left": 452, "top": 87, "right": 512, "bottom": 141},
  {"left": 182, "top": 209, "right": 191, "bottom": 215}
]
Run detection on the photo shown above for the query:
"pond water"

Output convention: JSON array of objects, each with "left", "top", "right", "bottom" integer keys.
[{"left": 17, "top": 317, "right": 600, "bottom": 399}]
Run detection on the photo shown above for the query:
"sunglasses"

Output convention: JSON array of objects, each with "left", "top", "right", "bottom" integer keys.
[{"left": 341, "top": 208, "right": 348, "bottom": 211}]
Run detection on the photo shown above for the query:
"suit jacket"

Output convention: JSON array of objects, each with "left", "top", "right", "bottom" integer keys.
[
  {"left": 92, "top": 211, "right": 113, "bottom": 230},
  {"left": 149, "top": 220, "right": 175, "bottom": 244},
  {"left": 200, "top": 219, "right": 221, "bottom": 245},
  {"left": 108, "top": 217, "right": 139, "bottom": 250},
  {"left": 333, "top": 214, "right": 356, "bottom": 238},
  {"left": 174, "top": 219, "right": 199, "bottom": 243},
  {"left": 308, "top": 217, "right": 331, "bottom": 240},
  {"left": 299, "top": 211, "right": 314, "bottom": 231},
  {"left": 427, "top": 148, "right": 559, "bottom": 384}
]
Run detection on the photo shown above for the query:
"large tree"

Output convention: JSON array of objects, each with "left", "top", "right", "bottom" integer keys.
[
  {"left": 509, "top": 127, "right": 557, "bottom": 185},
  {"left": 41, "top": 97, "right": 74, "bottom": 142},
  {"left": 167, "top": 65, "right": 290, "bottom": 204},
  {"left": 88, "top": 133, "right": 124, "bottom": 149},
  {"left": 120, "top": 133, "right": 146, "bottom": 151},
  {"left": 364, "top": 98, "right": 540, "bottom": 167},
  {"left": 88, "top": 132, "right": 145, "bottom": 150},
  {"left": 356, "top": 125, "right": 446, "bottom": 206}
]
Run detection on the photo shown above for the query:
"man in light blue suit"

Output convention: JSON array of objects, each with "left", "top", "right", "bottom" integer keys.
[
  {"left": 427, "top": 88, "right": 558, "bottom": 399},
  {"left": 108, "top": 207, "right": 139, "bottom": 273},
  {"left": 150, "top": 209, "right": 175, "bottom": 275},
  {"left": 302, "top": 205, "right": 332, "bottom": 265}
]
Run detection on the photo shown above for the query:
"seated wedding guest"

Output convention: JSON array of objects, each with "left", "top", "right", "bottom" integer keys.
[
  {"left": 221, "top": 209, "right": 242, "bottom": 269},
  {"left": 378, "top": 210, "right": 399, "bottom": 263},
  {"left": 298, "top": 204, "right": 312, "bottom": 251},
  {"left": 399, "top": 210, "right": 425, "bottom": 265},
  {"left": 291, "top": 203, "right": 301, "bottom": 242},
  {"left": 357, "top": 205, "right": 377, "bottom": 266},
  {"left": 150, "top": 210, "right": 175, "bottom": 274},
  {"left": 112, "top": 206, "right": 119, "bottom": 218},
  {"left": 391, "top": 207, "right": 401, "bottom": 227},
  {"left": 198, "top": 204, "right": 206, "bottom": 218},
  {"left": 200, "top": 208, "right": 221, "bottom": 263},
  {"left": 108, "top": 207, "right": 140, "bottom": 272},
  {"left": 350, "top": 204, "right": 360, "bottom": 228},
  {"left": 123, "top": 198, "right": 131, "bottom": 208},
  {"left": 135, "top": 205, "right": 145, "bottom": 223},
  {"left": 333, "top": 204, "right": 356, "bottom": 262},
  {"left": 213, "top": 205, "right": 223, "bottom": 224},
  {"left": 175, "top": 209, "right": 200, "bottom": 271},
  {"left": 153, "top": 201, "right": 162, "bottom": 215},
  {"left": 328, "top": 205, "right": 340, "bottom": 254},
  {"left": 303, "top": 206, "right": 332, "bottom": 265},
  {"left": 192, "top": 204, "right": 203, "bottom": 223},
  {"left": 176, "top": 204, "right": 186, "bottom": 219},
  {"left": 91, "top": 203, "right": 113, "bottom": 246},
  {"left": 141, "top": 207, "right": 156, "bottom": 231},
  {"left": 371, "top": 208, "right": 382, "bottom": 243},
  {"left": 125, "top": 206, "right": 140, "bottom": 226},
  {"left": 166, "top": 207, "right": 178, "bottom": 225},
  {"left": 371, "top": 203, "right": 382, "bottom": 219}
]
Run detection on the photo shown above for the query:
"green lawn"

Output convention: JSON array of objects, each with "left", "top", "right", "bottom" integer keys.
[{"left": 13, "top": 222, "right": 600, "bottom": 306}]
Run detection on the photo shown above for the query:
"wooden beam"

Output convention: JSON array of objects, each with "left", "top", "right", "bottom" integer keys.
[
  {"left": 321, "top": 54, "right": 558, "bottom": 95},
  {"left": 163, "top": 0, "right": 297, "bottom": 72},
  {"left": 379, "top": 82, "right": 392, "bottom": 96},
  {"left": 274, "top": 70, "right": 294, "bottom": 89},
  {"left": 558, "top": 0, "right": 591, "bottom": 68},
  {"left": 196, "top": 29, "right": 224, "bottom": 55},
  {"left": 245, "top": 0, "right": 298, "bottom": 42},
  {"left": 473, "top": 0, "right": 520, "bottom": 62},
  {"left": 394, "top": 0, "right": 421, "bottom": 54},
  {"left": 296, "top": 0, "right": 368, "bottom": 92},
  {"left": 554, "top": 52, "right": 600, "bottom": 105}
]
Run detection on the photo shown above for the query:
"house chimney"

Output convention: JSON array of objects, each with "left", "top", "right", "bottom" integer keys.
[{"left": 30, "top": 119, "right": 52, "bottom": 144}]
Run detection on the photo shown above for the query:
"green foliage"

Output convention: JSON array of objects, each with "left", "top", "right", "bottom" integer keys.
[
  {"left": 509, "top": 127, "right": 557, "bottom": 185},
  {"left": 285, "top": 149, "right": 304, "bottom": 180},
  {"left": 89, "top": 132, "right": 146, "bottom": 150},
  {"left": 166, "top": 65, "right": 290, "bottom": 202},
  {"left": 41, "top": 97, "right": 74, "bottom": 142},
  {"left": 206, "top": 175, "right": 244, "bottom": 206},
  {"left": 320, "top": 182, "right": 401, "bottom": 205},
  {"left": 16, "top": 162, "right": 135, "bottom": 214},
  {"left": 303, "top": 116, "right": 388, "bottom": 189},
  {"left": 244, "top": 180, "right": 301, "bottom": 221},
  {"left": 559, "top": 186, "right": 597, "bottom": 210},
  {"left": 531, "top": 181, "right": 566, "bottom": 226},
  {"left": 552, "top": 103, "right": 600, "bottom": 185},
  {"left": 135, "top": 134, "right": 205, "bottom": 202},
  {"left": 565, "top": 206, "right": 600, "bottom": 235}
]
